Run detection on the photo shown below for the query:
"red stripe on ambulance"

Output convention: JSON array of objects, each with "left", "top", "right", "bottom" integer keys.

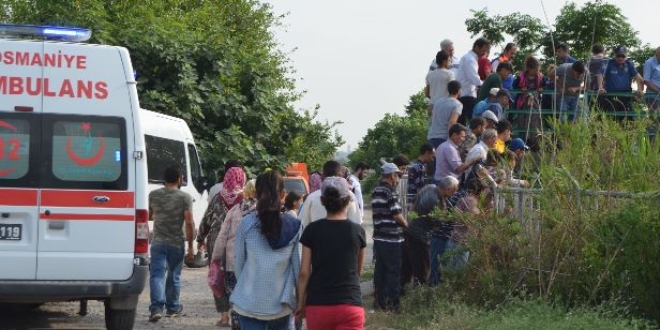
[
  {"left": 40, "top": 213, "right": 135, "bottom": 221},
  {"left": 0, "top": 188, "right": 38, "bottom": 206},
  {"left": 41, "top": 190, "right": 135, "bottom": 208}
]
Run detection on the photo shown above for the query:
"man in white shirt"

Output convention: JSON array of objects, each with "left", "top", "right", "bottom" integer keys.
[
  {"left": 456, "top": 37, "right": 491, "bottom": 125},
  {"left": 299, "top": 160, "right": 362, "bottom": 226},
  {"left": 429, "top": 39, "right": 460, "bottom": 74},
  {"left": 348, "top": 161, "right": 370, "bottom": 217},
  {"left": 425, "top": 50, "right": 454, "bottom": 105},
  {"left": 465, "top": 128, "right": 498, "bottom": 163}
]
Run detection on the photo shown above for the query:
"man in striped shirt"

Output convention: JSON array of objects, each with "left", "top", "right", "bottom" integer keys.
[{"left": 372, "top": 163, "right": 409, "bottom": 312}]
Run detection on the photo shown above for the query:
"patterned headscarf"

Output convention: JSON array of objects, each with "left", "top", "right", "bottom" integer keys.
[
  {"left": 309, "top": 172, "right": 323, "bottom": 194},
  {"left": 219, "top": 167, "right": 246, "bottom": 209}
]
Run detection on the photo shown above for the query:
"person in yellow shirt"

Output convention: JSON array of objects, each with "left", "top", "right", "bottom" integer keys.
[{"left": 494, "top": 120, "right": 512, "bottom": 154}]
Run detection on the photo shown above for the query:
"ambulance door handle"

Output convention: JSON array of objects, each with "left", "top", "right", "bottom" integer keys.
[
  {"left": 93, "top": 196, "right": 110, "bottom": 203},
  {"left": 48, "top": 221, "right": 65, "bottom": 230}
]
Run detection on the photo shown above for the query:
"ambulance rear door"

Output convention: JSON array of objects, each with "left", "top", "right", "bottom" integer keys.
[
  {"left": 0, "top": 40, "right": 43, "bottom": 280},
  {"left": 37, "top": 42, "right": 137, "bottom": 281}
]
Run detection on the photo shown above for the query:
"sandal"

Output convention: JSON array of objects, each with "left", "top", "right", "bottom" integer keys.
[{"left": 216, "top": 313, "right": 230, "bottom": 327}]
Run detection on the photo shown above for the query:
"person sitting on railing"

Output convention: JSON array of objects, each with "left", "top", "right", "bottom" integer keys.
[{"left": 600, "top": 46, "right": 645, "bottom": 120}]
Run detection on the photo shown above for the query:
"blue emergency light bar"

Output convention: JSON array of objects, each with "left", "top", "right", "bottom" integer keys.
[{"left": 0, "top": 24, "right": 91, "bottom": 42}]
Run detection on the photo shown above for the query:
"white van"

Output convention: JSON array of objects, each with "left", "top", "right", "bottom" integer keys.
[
  {"left": 0, "top": 25, "right": 149, "bottom": 330},
  {"left": 141, "top": 109, "right": 209, "bottom": 232}
]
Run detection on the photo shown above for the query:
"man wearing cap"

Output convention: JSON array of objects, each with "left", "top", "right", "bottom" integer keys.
[
  {"left": 507, "top": 138, "right": 530, "bottom": 187},
  {"left": 481, "top": 110, "right": 499, "bottom": 129},
  {"left": 371, "top": 163, "right": 408, "bottom": 312},
  {"left": 429, "top": 39, "right": 460, "bottom": 76},
  {"left": 473, "top": 87, "right": 500, "bottom": 118},
  {"left": 643, "top": 46, "right": 660, "bottom": 118},
  {"left": 601, "top": 46, "right": 646, "bottom": 119}
]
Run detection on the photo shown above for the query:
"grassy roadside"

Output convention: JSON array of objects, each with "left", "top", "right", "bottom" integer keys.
[{"left": 364, "top": 287, "right": 658, "bottom": 330}]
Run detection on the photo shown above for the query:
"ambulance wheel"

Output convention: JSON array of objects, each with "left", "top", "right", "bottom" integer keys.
[{"left": 104, "top": 303, "right": 136, "bottom": 330}]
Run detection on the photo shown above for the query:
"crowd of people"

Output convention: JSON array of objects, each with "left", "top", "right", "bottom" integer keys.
[
  {"left": 143, "top": 38, "right": 660, "bottom": 330},
  {"left": 426, "top": 38, "right": 660, "bottom": 132},
  {"left": 148, "top": 160, "right": 368, "bottom": 330}
]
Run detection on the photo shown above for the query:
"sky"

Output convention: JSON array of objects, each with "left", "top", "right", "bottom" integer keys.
[{"left": 266, "top": 0, "right": 660, "bottom": 151}]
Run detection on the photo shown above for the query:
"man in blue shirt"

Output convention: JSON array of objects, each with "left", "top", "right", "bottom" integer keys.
[{"left": 600, "top": 46, "right": 645, "bottom": 120}]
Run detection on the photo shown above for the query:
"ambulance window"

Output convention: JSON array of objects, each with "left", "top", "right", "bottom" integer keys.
[
  {"left": 0, "top": 115, "right": 35, "bottom": 187},
  {"left": 145, "top": 135, "right": 188, "bottom": 185},
  {"left": 187, "top": 143, "right": 203, "bottom": 191},
  {"left": 44, "top": 116, "right": 127, "bottom": 190}
]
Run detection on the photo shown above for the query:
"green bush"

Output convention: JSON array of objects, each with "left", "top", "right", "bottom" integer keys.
[
  {"left": 439, "top": 114, "right": 660, "bottom": 323},
  {"left": 367, "top": 290, "right": 657, "bottom": 330}
]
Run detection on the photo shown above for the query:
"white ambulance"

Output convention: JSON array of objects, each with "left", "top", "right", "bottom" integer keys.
[{"left": 0, "top": 25, "right": 149, "bottom": 330}]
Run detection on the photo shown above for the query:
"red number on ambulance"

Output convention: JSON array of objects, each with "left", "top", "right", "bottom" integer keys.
[{"left": 0, "top": 138, "right": 21, "bottom": 160}]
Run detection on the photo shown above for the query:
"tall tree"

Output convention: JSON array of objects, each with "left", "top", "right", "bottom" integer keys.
[
  {"left": 542, "top": 1, "right": 641, "bottom": 60},
  {"left": 1, "top": 0, "right": 343, "bottom": 174},
  {"left": 349, "top": 91, "right": 428, "bottom": 171},
  {"left": 466, "top": 1, "right": 645, "bottom": 65}
]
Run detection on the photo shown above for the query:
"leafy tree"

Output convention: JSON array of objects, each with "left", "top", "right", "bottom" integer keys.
[
  {"left": 541, "top": 1, "right": 640, "bottom": 60},
  {"left": 1, "top": 0, "right": 343, "bottom": 175},
  {"left": 466, "top": 8, "right": 546, "bottom": 58},
  {"left": 349, "top": 91, "right": 428, "bottom": 171},
  {"left": 466, "top": 2, "right": 646, "bottom": 66}
]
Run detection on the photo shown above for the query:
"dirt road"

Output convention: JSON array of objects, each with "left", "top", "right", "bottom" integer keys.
[{"left": 0, "top": 210, "right": 374, "bottom": 330}]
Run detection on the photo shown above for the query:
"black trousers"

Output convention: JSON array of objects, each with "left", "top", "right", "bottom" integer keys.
[
  {"left": 373, "top": 240, "right": 402, "bottom": 311},
  {"left": 458, "top": 96, "right": 478, "bottom": 125},
  {"left": 401, "top": 233, "right": 430, "bottom": 287}
]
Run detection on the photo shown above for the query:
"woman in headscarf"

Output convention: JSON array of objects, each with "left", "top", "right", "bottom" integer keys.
[
  {"left": 197, "top": 166, "right": 245, "bottom": 327},
  {"left": 309, "top": 171, "right": 323, "bottom": 194},
  {"left": 212, "top": 179, "right": 257, "bottom": 329}
]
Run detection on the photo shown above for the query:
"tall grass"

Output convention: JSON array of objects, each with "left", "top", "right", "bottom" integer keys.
[
  {"left": 366, "top": 288, "right": 657, "bottom": 330},
  {"left": 442, "top": 114, "right": 660, "bottom": 322}
]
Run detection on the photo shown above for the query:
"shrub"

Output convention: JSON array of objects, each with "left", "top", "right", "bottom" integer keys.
[{"left": 441, "top": 114, "right": 660, "bottom": 322}]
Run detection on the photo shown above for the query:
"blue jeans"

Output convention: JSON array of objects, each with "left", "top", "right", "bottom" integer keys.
[
  {"left": 443, "top": 238, "right": 470, "bottom": 270},
  {"left": 427, "top": 138, "right": 446, "bottom": 180},
  {"left": 428, "top": 236, "right": 448, "bottom": 286},
  {"left": 238, "top": 314, "right": 292, "bottom": 330},
  {"left": 427, "top": 138, "right": 446, "bottom": 149},
  {"left": 559, "top": 95, "right": 580, "bottom": 122},
  {"left": 149, "top": 242, "right": 185, "bottom": 313}
]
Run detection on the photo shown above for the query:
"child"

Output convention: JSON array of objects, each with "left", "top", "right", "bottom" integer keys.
[{"left": 284, "top": 191, "right": 304, "bottom": 217}]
